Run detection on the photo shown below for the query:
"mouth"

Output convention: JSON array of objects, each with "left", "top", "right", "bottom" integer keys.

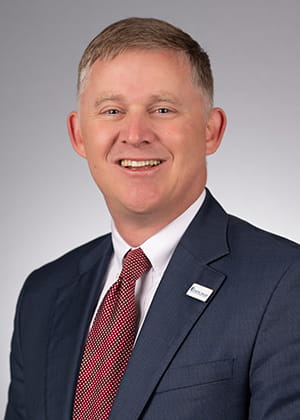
[{"left": 119, "top": 159, "right": 162, "bottom": 170}]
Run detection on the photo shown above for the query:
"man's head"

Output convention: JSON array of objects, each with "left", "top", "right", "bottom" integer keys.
[
  {"left": 77, "top": 17, "right": 214, "bottom": 110},
  {"left": 68, "top": 18, "right": 226, "bottom": 245}
]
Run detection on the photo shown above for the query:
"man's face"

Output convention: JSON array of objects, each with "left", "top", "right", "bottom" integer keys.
[{"left": 68, "top": 49, "right": 225, "bottom": 227}]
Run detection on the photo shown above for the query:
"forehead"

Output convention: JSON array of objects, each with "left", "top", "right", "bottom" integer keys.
[{"left": 81, "top": 49, "right": 197, "bottom": 99}]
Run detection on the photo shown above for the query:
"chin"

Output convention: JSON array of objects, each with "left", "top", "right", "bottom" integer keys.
[
  {"left": 122, "top": 190, "right": 161, "bottom": 212},
  {"left": 125, "top": 202, "right": 157, "bottom": 216}
]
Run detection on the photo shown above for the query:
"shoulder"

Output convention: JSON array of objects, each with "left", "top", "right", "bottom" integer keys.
[
  {"left": 204, "top": 189, "right": 300, "bottom": 261},
  {"left": 227, "top": 214, "right": 300, "bottom": 261},
  {"left": 22, "top": 233, "right": 112, "bottom": 294},
  {"left": 186, "top": 189, "right": 300, "bottom": 268},
  {"left": 221, "top": 213, "right": 300, "bottom": 293}
]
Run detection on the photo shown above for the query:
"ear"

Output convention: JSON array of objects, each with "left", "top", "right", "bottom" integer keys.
[
  {"left": 67, "top": 111, "right": 87, "bottom": 158},
  {"left": 205, "top": 107, "right": 227, "bottom": 156}
]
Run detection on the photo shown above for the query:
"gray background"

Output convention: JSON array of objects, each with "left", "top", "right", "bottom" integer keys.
[{"left": 1, "top": 0, "right": 299, "bottom": 415}]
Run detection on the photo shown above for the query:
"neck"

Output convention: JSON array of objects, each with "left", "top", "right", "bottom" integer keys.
[
  {"left": 110, "top": 192, "right": 205, "bottom": 247},
  {"left": 113, "top": 213, "right": 176, "bottom": 247}
]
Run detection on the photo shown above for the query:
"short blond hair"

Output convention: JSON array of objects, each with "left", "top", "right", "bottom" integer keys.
[{"left": 77, "top": 17, "right": 214, "bottom": 107}]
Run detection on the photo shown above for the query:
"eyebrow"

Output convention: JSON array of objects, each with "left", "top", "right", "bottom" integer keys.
[
  {"left": 94, "top": 94, "right": 125, "bottom": 108},
  {"left": 93, "top": 92, "right": 182, "bottom": 109},
  {"left": 148, "top": 94, "right": 182, "bottom": 105}
]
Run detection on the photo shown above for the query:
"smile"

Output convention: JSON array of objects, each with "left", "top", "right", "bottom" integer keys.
[{"left": 120, "top": 159, "right": 162, "bottom": 169}]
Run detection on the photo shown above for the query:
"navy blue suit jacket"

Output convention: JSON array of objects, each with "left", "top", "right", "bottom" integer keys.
[{"left": 5, "top": 190, "right": 300, "bottom": 419}]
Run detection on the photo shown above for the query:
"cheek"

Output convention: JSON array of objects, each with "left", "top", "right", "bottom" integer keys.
[
  {"left": 167, "top": 123, "right": 206, "bottom": 160},
  {"left": 81, "top": 136, "right": 112, "bottom": 167},
  {"left": 83, "top": 142, "right": 107, "bottom": 175}
]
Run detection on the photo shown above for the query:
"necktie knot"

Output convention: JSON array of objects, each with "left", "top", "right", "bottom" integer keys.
[{"left": 119, "top": 247, "right": 151, "bottom": 283}]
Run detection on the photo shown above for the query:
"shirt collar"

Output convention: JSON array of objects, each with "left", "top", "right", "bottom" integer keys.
[{"left": 111, "top": 189, "right": 206, "bottom": 274}]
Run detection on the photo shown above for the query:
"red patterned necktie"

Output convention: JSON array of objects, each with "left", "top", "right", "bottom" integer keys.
[{"left": 72, "top": 247, "right": 151, "bottom": 420}]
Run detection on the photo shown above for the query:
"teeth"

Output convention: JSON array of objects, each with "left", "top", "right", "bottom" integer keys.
[{"left": 120, "top": 159, "right": 161, "bottom": 168}]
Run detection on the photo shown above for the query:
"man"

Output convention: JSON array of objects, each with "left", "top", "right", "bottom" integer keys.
[{"left": 5, "top": 17, "right": 300, "bottom": 420}]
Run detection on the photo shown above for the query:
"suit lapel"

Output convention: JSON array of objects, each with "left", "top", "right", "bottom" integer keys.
[
  {"left": 45, "top": 237, "right": 113, "bottom": 420},
  {"left": 110, "top": 190, "right": 230, "bottom": 419}
]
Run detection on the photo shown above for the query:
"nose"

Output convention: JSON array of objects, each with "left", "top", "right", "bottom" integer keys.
[{"left": 120, "top": 111, "right": 155, "bottom": 146}]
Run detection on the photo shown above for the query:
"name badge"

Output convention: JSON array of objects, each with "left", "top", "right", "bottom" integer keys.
[{"left": 186, "top": 283, "right": 214, "bottom": 302}]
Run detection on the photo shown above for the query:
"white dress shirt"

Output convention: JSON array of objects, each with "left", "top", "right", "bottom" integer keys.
[{"left": 91, "top": 190, "right": 206, "bottom": 337}]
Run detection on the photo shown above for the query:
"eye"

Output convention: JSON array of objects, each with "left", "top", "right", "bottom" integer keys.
[
  {"left": 156, "top": 108, "right": 170, "bottom": 114},
  {"left": 105, "top": 109, "right": 120, "bottom": 114}
]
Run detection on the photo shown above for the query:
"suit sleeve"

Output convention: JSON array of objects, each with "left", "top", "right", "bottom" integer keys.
[
  {"left": 249, "top": 260, "right": 300, "bottom": 419},
  {"left": 5, "top": 286, "right": 27, "bottom": 420}
]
